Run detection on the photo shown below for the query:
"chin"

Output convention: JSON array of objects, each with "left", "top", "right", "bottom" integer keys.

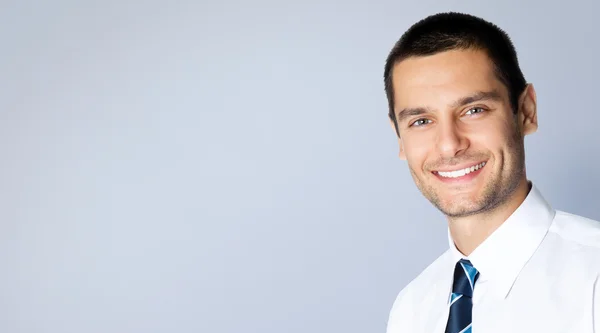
[
  {"left": 434, "top": 195, "right": 489, "bottom": 218},
  {"left": 439, "top": 204, "right": 485, "bottom": 218}
]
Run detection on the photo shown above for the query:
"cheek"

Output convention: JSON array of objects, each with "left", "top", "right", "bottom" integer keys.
[
  {"left": 402, "top": 136, "right": 431, "bottom": 168},
  {"left": 469, "top": 126, "right": 517, "bottom": 165}
]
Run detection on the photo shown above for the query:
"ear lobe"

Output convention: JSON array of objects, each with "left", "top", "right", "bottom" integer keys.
[{"left": 518, "top": 84, "right": 538, "bottom": 136}]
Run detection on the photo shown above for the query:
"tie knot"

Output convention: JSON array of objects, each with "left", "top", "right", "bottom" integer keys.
[{"left": 451, "top": 259, "right": 479, "bottom": 298}]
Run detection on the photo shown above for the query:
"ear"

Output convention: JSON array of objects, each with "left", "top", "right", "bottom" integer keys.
[
  {"left": 398, "top": 138, "right": 406, "bottom": 160},
  {"left": 517, "top": 83, "right": 538, "bottom": 136},
  {"left": 389, "top": 118, "right": 406, "bottom": 160}
]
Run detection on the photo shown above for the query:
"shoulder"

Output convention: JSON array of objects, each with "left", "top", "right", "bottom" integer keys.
[
  {"left": 549, "top": 210, "right": 600, "bottom": 248},
  {"left": 542, "top": 210, "right": 600, "bottom": 277},
  {"left": 537, "top": 211, "right": 600, "bottom": 324},
  {"left": 386, "top": 249, "right": 452, "bottom": 333},
  {"left": 390, "top": 249, "right": 452, "bottom": 303}
]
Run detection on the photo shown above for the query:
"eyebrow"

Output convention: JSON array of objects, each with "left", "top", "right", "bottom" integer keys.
[
  {"left": 395, "top": 90, "right": 504, "bottom": 124},
  {"left": 451, "top": 90, "right": 503, "bottom": 108}
]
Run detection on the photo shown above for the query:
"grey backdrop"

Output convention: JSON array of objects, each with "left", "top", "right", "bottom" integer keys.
[{"left": 1, "top": 0, "right": 599, "bottom": 332}]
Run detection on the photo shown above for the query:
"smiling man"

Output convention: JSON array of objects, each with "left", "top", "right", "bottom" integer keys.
[{"left": 383, "top": 12, "right": 600, "bottom": 333}]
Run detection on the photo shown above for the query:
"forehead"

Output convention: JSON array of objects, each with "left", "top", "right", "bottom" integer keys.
[{"left": 391, "top": 49, "right": 508, "bottom": 111}]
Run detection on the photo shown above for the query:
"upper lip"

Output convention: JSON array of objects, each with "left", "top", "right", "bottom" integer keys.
[{"left": 432, "top": 161, "right": 487, "bottom": 173}]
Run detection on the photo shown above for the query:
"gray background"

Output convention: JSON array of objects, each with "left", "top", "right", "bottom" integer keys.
[{"left": 1, "top": 0, "right": 598, "bottom": 332}]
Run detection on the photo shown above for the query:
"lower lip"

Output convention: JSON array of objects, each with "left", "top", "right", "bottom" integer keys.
[{"left": 433, "top": 164, "right": 486, "bottom": 183}]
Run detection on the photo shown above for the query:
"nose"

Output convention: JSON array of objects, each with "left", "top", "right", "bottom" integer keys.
[{"left": 435, "top": 120, "right": 468, "bottom": 158}]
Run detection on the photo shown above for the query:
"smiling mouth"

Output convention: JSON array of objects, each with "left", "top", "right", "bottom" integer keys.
[{"left": 433, "top": 161, "right": 487, "bottom": 179}]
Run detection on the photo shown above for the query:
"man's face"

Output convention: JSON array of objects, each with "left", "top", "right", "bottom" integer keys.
[{"left": 390, "top": 49, "right": 533, "bottom": 218}]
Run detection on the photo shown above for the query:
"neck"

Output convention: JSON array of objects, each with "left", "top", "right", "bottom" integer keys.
[{"left": 447, "top": 178, "right": 532, "bottom": 256}]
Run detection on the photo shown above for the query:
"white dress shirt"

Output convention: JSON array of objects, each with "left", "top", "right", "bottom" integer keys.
[{"left": 386, "top": 184, "right": 600, "bottom": 333}]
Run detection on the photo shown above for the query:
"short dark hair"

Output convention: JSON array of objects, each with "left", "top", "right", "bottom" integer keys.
[{"left": 383, "top": 12, "right": 527, "bottom": 136}]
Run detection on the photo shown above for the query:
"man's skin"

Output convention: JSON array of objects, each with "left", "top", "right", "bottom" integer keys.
[{"left": 389, "top": 49, "right": 539, "bottom": 256}]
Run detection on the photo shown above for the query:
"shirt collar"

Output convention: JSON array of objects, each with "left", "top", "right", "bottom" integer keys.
[{"left": 447, "top": 183, "right": 556, "bottom": 299}]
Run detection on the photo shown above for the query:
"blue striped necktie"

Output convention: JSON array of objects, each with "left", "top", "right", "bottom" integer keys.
[{"left": 445, "top": 259, "right": 480, "bottom": 333}]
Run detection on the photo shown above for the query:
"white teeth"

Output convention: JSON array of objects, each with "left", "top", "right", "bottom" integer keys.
[{"left": 437, "top": 162, "right": 486, "bottom": 178}]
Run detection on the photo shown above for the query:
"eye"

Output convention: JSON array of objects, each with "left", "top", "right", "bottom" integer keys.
[
  {"left": 410, "top": 118, "right": 432, "bottom": 127},
  {"left": 465, "top": 107, "right": 485, "bottom": 116}
]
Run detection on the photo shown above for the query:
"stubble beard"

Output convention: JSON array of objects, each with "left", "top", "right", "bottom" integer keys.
[{"left": 410, "top": 129, "right": 526, "bottom": 219}]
